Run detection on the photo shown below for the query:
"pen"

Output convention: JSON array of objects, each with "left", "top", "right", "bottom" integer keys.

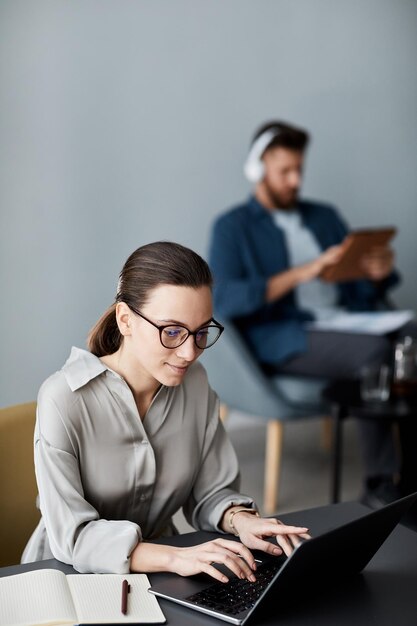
[{"left": 121, "top": 579, "right": 130, "bottom": 615}]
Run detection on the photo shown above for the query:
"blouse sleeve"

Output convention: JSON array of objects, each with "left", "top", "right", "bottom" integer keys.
[
  {"left": 182, "top": 383, "right": 256, "bottom": 532},
  {"left": 35, "top": 387, "right": 141, "bottom": 574}
]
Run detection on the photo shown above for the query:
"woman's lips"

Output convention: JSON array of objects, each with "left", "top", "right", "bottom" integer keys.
[{"left": 167, "top": 363, "right": 189, "bottom": 374}]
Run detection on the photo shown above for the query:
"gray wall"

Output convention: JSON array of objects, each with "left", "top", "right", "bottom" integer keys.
[{"left": 1, "top": 0, "right": 416, "bottom": 407}]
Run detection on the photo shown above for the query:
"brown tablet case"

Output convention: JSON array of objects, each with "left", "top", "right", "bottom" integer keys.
[{"left": 321, "top": 227, "right": 397, "bottom": 282}]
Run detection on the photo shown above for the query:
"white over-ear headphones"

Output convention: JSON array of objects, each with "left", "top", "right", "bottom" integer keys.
[{"left": 243, "top": 128, "right": 280, "bottom": 183}]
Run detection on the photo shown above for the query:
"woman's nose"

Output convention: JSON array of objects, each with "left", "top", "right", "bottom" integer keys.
[{"left": 176, "top": 335, "right": 200, "bottom": 361}]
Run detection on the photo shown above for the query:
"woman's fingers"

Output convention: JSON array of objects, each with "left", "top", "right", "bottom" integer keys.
[
  {"left": 268, "top": 521, "right": 310, "bottom": 556},
  {"left": 245, "top": 532, "right": 306, "bottom": 558},
  {"left": 197, "top": 540, "right": 256, "bottom": 582},
  {"left": 260, "top": 520, "right": 309, "bottom": 538},
  {"left": 200, "top": 560, "right": 230, "bottom": 583},
  {"left": 179, "top": 522, "right": 311, "bottom": 583},
  {"left": 214, "top": 538, "right": 256, "bottom": 567},
  {"left": 275, "top": 533, "right": 308, "bottom": 556},
  {"left": 274, "top": 533, "right": 294, "bottom": 557},
  {"left": 237, "top": 518, "right": 311, "bottom": 558},
  {"left": 221, "top": 554, "right": 256, "bottom": 582},
  {"left": 243, "top": 535, "right": 283, "bottom": 556}
]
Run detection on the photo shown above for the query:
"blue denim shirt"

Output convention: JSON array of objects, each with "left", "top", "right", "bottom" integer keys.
[{"left": 209, "top": 196, "right": 399, "bottom": 365}]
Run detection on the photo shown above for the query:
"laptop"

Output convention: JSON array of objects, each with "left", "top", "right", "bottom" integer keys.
[{"left": 149, "top": 492, "right": 417, "bottom": 625}]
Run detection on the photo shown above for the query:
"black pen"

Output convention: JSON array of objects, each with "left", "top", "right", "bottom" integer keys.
[{"left": 121, "top": 579, "right": 130, "bottom": 615}]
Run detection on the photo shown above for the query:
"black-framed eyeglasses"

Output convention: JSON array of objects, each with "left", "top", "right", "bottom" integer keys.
[{"left": 128, "top": 305, "right": 224, "bottom": 350}]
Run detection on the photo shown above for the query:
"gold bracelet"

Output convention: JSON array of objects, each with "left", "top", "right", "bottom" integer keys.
[{"left": 228, "top": 507, "right": 260, "bottom": 536}]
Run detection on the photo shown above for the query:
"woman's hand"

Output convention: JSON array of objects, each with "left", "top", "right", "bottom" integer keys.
[
  {"left": 230, "top": 511, "right": 310, "bottom": 558},
  {"left": 131, "top": 538, "right": 258, "bottom": 583},
  {"left": 170, "top": 538, "right": 258, "bottom": 583},
  {"left": 130, "top": 517, "right": 310, "bottom": 582}
]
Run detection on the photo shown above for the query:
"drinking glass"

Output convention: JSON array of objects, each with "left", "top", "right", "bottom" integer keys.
[{"left": 360, "top": 364, "right": 391, "bottom": 402}]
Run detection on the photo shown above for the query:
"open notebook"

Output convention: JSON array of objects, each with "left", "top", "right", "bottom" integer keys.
[{"left": 0, "top": 569, "right": 166, "bottom": 626}]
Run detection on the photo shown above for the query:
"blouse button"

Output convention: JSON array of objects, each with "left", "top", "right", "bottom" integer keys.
[
  {"left": 139, "top": 494, "right": 148, "bottom": 501},
  {"left": 142, "top": 440, "right": 148, "bottom": 445}
]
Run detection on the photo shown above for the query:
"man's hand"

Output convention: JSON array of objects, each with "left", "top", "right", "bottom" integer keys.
[
  {"left": 266, "top": 244, "right": 344, "bottom": 302},
  {"left": 360, "top": 245, "right": 394, "bottom": 281},
  {"left": 298, "top": 244, "right": 344, "bottom": 283}
]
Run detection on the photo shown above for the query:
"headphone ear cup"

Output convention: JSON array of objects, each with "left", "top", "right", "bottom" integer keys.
[
  {"left": 243, "top": 157, "right": 265, "bottom": 183},
  {"left": 244, "top": 128, "right": 277, "bottom": 183}
]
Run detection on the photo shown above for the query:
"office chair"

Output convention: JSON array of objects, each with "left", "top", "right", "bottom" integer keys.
[
  {"left": 0, "top": 402, "right": 40, "bottom": 567},
  {"left": 202, "top": 321, "right": 330, "bottom": 514}
]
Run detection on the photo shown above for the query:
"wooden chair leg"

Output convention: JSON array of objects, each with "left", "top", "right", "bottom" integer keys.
[
  {"left": 320, "top": 415, "right": 332, "bottom": 451},
  {"left": 264, "top": 420, "right": 284, "bottom": 515},
  {"left": 219, "top": 403, "right": 229, "bottom": 423}
]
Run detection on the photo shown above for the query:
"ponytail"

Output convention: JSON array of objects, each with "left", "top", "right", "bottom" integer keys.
[{"left": 87, "top": 304, "right": 122, "bottom": 357}]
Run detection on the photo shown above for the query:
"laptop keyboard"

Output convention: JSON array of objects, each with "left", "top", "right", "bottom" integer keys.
[{"left": 185, "top": 559, "right": 283, "bottom": 616}]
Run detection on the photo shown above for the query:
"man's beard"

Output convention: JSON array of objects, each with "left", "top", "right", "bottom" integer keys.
[
  {"left": 269, "top": 187, "right": 299, "bottom": 209},
  {"left": 262, "top": 176, "right": 300, "bottom": 209}
]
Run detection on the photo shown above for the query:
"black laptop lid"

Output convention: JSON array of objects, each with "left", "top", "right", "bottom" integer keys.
[{"left": 264, "top": 492, "right": 417, "bottom": 594}]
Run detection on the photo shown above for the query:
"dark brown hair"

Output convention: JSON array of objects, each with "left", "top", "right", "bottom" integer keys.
[
  {"left": 88, "top": 241, "right": 213, "bottom": 357},
  {"left": 252, "top": 120, "right": 310, "bottom": 154}
]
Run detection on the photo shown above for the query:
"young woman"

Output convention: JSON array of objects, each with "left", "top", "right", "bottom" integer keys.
[{"left": 22, "top": 241, "right": 309, "bottom": 581}]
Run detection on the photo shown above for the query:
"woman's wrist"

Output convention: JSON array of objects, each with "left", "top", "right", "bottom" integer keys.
[
  {"left": 223, "top": 506, "right": 260, "bottom": 536},
  {"left": 130, "top": 541, "right": 177, "bottom": 573}
]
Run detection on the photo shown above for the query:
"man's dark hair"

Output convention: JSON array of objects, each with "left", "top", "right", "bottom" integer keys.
[{"left": 252, "top": 120, "right": 310, "bottom": 153}]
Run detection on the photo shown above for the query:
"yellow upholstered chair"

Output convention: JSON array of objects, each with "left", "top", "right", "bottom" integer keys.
[{"left": 0, "top": 402, "right": 40, "bottom": 567}]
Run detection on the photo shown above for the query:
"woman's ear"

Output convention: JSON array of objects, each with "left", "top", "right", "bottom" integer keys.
[{"left": 115, "top": 302, "right": 132, "bottom": 337}]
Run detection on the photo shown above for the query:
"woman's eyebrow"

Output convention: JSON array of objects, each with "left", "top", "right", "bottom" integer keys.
[{"left": 159, "top": 317, "right": 213, "bottom": 327}]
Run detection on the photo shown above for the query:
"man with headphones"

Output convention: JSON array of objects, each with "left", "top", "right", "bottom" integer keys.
[{"left": 209, "top": 120, "right": 416, "bottom": 509}]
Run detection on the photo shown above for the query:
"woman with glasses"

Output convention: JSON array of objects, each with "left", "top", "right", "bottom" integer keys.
[{"left": 22, "top": 241, "right": 308, "bottom": 580}]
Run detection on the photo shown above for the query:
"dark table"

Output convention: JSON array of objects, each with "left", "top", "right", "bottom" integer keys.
[
  {"left": 2, "top": 501, "right": 417, "bottom": 626},
  {"left": 323, "top": 380, "right": 417, "bottom": 503}
]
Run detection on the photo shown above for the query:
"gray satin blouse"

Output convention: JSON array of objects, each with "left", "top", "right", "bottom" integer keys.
[{"left": 21, "top": 348, "right": 254, "bottom": 573}]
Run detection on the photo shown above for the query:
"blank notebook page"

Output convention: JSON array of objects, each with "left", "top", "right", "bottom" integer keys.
[
  {"left": 67, "top": 573, "right": 165, "bottom": 623},
  {"left": 0, "top": 569, "right": 76, "bottom": 625}
]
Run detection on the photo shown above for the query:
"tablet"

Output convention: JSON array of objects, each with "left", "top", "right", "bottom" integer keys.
[{"left": 321, "top": 227, "right": 397, "bottom": 282}]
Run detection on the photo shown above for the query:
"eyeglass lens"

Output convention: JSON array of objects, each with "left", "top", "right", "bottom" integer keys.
[{"left": 161, "top": 325, "right": 221, "bottom": 349}]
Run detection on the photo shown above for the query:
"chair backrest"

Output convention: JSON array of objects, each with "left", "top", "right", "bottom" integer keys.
[
  {"left": 0, "top": 402, "right": 40, "bottom": 567},
  {"left": 202, "top": 320, "right": 327, "bottom": 419}
]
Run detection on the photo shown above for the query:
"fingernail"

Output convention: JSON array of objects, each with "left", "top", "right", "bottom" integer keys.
[
  {"left": 273, "top": 547, "right": 282, "bottom": 555},
  {"left": 222, "top": 576, "right": 228, "bottom": 583},
  {"left": 251, "top": 562, "right": 257, "bottom": 571},
  {"left": 249, "top": 574, "right": 256, "bottom": 582}
]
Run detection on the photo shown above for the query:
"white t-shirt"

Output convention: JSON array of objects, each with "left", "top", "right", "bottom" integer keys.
[{"left": 272, "top": 209, "right": 341, "bottom": 319}]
